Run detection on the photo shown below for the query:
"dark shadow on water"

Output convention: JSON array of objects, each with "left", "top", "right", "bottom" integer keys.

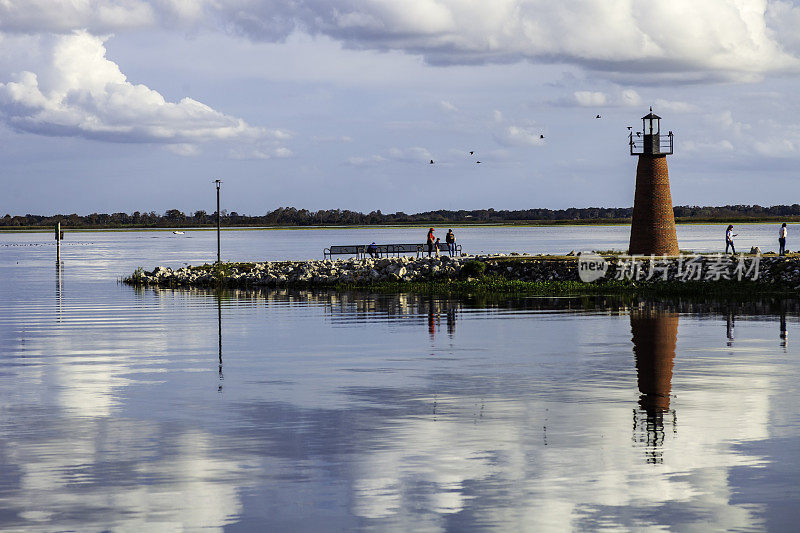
[
  {"left": 780, "top": 304, "right": 788, "bottom": 351},
  {"left": 631, "top": 308, "right": 678, "bottom": 464},
  {"left": 129, "top": 285, "right": 800, "bottom": 351}
]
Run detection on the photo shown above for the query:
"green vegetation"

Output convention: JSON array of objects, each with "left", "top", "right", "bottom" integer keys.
[
  {"left": 460, "top": 259, "right": 487, "bottom": 277},
  {"left": 333, "top": 276, "right": 788, "bottom": 299},
  {"left": 8, "top": 203, "right": 800, "bottom": 231}
]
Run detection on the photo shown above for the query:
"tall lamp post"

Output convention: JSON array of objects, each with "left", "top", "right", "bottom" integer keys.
[{"left": 214, "top": 179, "right": 222, "bottom": 264}]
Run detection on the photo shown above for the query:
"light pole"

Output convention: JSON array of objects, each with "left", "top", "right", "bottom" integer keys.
[{"left": 214, "top": 179, "right": 222, "bottom": 264}]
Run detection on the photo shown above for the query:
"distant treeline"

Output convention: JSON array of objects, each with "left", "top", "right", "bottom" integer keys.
[{"left": 4, "top": 205, "right": 800, "bottom": 229}]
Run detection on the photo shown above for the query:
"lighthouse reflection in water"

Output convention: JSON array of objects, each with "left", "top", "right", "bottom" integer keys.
[{"left": 631, "top": 308, "right": 678, "bottom": 464}]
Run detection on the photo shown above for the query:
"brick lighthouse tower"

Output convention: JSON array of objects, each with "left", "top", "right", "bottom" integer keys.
[{"left": 628, "top": 108, "right": 679, "bottom": 255}]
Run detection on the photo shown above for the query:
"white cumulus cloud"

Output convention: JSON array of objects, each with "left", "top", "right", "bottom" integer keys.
[
  {"left": 346, "top": 146, "right": 434, "bottom": 166},
  {"left": 620, "top": 89, "right": 642, "bottom": 107},
  {"left": 766, "top": 1, "right": 800, "bottom": 54},
  {"left": 0, "top": 31, "right": 273, "bottom": 150},
  {"left": 574, "top": 91, "right": 607, "bottom": 107},
  {"left": 347, "top": 154, "right": 387, "bottom": 166},
  {"left": 495, "top": 125, "right": 545, "bottom": 147},
  {"left": 229, "top": 145, "right": 294, "bottom": 160},
  {"left": 654, "top": 98, "right": 701, "bottom": 113},
  {"left": 387, "top": 146, "right": 434, "bottom": 163},
  {"left": 683, "top": 139, "right": 736, "bottom": 153},
  {"left": 206, "top": 0, "right": 800, "bottom": 82},
  {"left": 568, "top": 89, "right": 642, "bottom": 107},
  {"left": 2, "top": 1, "right": 798, "bottom": 82},
  {"left": 439, "top": 100, "right": 458, "bottom": 112}
]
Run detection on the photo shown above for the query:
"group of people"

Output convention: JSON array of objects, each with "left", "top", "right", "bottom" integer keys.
[
  {"left": 426, "top": 228, "right": 457, "bottom": 257},
  {"left": 364, "top": 228, "right": 458, "bottom": 258},
  {"left": 725, "top": 223, "right": 789, "bottom": 256}
]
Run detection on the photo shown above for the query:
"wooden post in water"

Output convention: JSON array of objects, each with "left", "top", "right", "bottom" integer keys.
[{"left": 55, "top": 222, "right": 61, "bottom": 263}]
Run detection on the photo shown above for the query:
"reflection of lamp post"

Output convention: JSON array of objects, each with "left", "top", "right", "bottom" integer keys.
[
  {"left": 55, "top": 222, "right": 61, "bottom": 263},
  {"left": 217, "top": 293, "right": 223, "bottom": 392},
  {"left": 56, "top": 259, "right": 62, "bottom": 324},
  {"left": 214, "top": 179, "right": 222, "bottom": 264}
]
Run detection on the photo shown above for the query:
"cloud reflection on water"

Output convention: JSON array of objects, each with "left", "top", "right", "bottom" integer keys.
[{"left": 0, "top": 285, "right": 797, "bottom": 530}]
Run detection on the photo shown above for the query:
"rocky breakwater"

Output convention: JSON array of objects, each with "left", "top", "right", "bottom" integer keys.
[
  {"left": 124, "top": 253, "right": 800, "bottom": 291},
  {"left": 124, "top": 254, "right": 577, "bottom": 288}
]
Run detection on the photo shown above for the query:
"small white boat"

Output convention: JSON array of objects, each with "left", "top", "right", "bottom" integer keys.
[{"left": 172, "top": 231, "right": 185, "bottom": 235}]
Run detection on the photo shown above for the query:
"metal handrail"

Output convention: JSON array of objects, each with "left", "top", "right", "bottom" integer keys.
[{"left": 629, "top": 131, "right": 673, "bottom": 155}]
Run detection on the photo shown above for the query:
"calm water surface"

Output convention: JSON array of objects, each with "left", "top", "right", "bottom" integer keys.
[{"left": 1, "top": 227, "right": 799, "bottom": 531}]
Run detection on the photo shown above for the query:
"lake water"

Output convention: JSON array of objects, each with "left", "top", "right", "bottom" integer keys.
[{"left": 1, "top": 226, "right": 799, "bottom": 531}]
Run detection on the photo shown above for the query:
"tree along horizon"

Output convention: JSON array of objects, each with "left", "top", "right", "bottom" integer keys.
[{"left": 4, "top": 205, "right": 800, "bottom": 229}]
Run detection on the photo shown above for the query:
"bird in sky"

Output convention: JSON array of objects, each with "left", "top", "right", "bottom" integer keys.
[
  {"left": 430, "top": 159, "right": 434, "bottom": 164},
  {"left": 595, "top": 114, "right": 601, "bottom": 119},
  {"left": 469, "top": 151, "right": 474, "bottom": 155},
  {"left": 540, "top": 134, "right": 545, "bottom": 139},
  {"left": 476, "top": 161, "right": 481, "bottom": 164}
]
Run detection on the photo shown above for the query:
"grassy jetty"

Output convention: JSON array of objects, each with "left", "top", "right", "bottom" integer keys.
[{"left": 124, "top": 253, "right": 800, "bottom": 297}]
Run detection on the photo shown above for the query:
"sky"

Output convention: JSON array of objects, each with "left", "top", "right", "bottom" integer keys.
[{"left": 2, "top": 0, "right": 800, "bottom": 217}]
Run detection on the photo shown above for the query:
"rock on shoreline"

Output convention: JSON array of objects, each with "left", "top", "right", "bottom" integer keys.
[
  {"left": 128, "top": 256, "right": 485, "bottom": 287},
  {"left": 124, "top": 254, "right": 800, "bottom": 289}
]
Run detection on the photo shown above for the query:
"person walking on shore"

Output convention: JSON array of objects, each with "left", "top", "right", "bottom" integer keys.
[
  {"left": 426, "top": 228, "right": 435, "bottom": 257},
  {"left": 725, "top": 224, "right": 737, "bottom": 255},
  {"left": 779, "top": 223, "right": 788, "bottom": 256},
  {"left": 445, "top": 229, "right": 455, "bottom": 256}
]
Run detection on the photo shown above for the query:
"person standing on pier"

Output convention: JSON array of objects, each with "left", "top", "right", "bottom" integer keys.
[
  {"left": 725, "top": 225, "right": 737, "bottom": 255},
  {"left": 779, "top": 223, "right": 788, "bottom": 256},
  {"left": 427, "top": 228, "right": 435, "bottom": 257},
  {"left": 446, "top": 229, "right": 456, "bottom": 256}
]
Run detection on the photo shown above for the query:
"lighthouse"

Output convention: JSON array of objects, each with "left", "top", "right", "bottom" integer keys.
[{"left": 628, "top": 109, "right": 679, "bottom": 256}]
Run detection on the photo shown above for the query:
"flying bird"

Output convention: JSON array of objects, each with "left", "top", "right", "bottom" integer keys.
[
  {"left": 430, "top": 159, "right": 435, "bottom": 164},
  {"left": 540, "top": 134, "right": 545, "bottom": 139},
  {"left": 469, "top": 151, "right": 474, "bottom": 155},
  {"left": 595, "top": 115, "right": 601, "bottom": 119},
  {"left": 476, "top": 161, "right": 481, "bottom": 164}
]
